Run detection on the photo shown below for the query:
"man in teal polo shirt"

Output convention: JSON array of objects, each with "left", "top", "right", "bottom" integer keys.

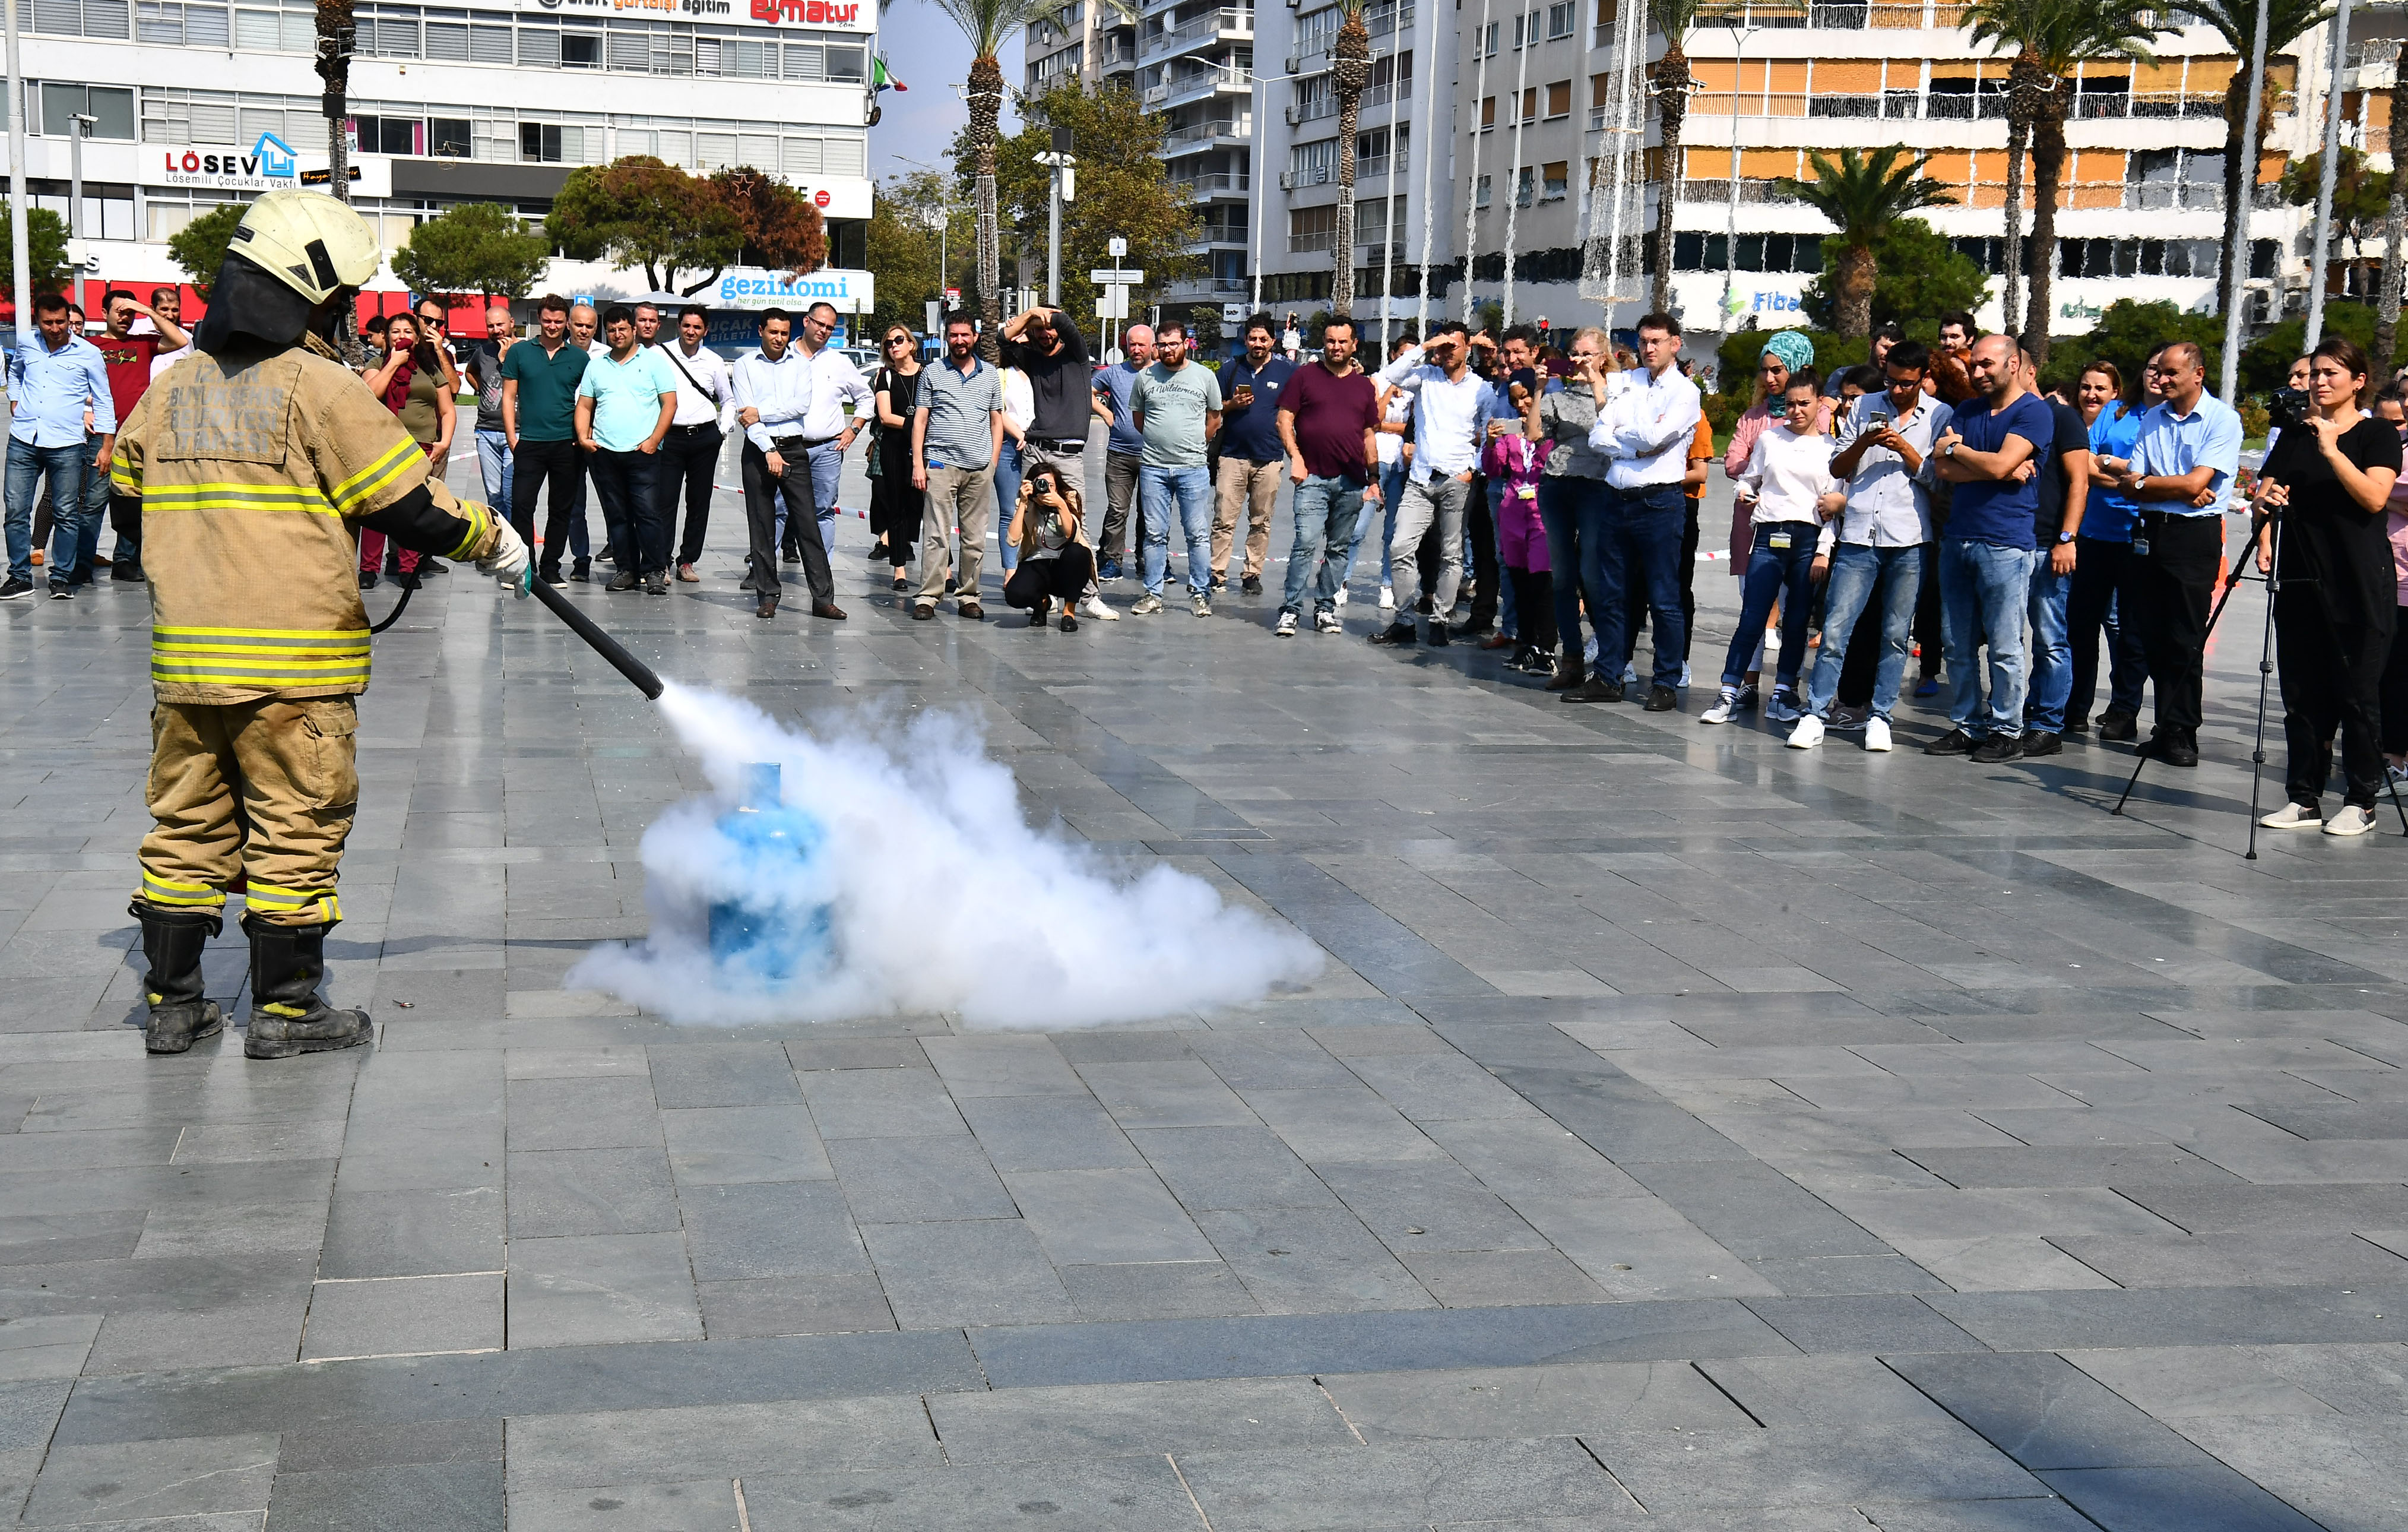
[
  {"left": 500, "top": 294, "right": 591, "bottom": 583},
  {"left": 575, "top": 304, "right": 679, "bottom": 594}
]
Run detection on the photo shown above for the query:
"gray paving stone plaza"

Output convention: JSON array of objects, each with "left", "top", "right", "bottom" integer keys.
[{"left": 4, "top": 447, "right": 2407, "bottom": 1532}]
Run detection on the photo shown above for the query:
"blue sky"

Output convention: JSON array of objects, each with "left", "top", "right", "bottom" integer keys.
[{"left": 869, "top": 1, "right": 1024, "bottom": 184}]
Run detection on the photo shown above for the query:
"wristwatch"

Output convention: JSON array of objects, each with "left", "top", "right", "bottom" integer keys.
[
  {"left": 1940, "top": 439, "right": 1957, "bottom": 458},
  {"left": 2057, "top": 530, "right": 2075, "bottom": 544}
]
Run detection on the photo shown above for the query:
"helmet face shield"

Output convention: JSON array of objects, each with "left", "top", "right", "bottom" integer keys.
[{"left": 228, "top": 190, "right": 381, "bottom": 306}]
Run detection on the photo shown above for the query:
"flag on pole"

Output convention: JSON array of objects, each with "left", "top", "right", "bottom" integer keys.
[{"left": 873, "top": 56, "right": 908, "bottom": 93}]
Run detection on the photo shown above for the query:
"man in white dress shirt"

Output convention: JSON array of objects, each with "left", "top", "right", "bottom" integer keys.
[
  {"left": 651, "top": 303, "right": 734, "bottom": 583},
  {"left": 731, "top": 304, "right": 868, "bottom": 621},
  {"left": 1369, "top": 319, "right": 1487, "bottom": 647},
  {"left": 1584, "top": 312, "right": 1702, "bottom": 709}
]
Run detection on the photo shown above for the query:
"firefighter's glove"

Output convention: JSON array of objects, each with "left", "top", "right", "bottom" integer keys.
[{"left": 479, "top": 520, "right": 533, "bottom": 598}]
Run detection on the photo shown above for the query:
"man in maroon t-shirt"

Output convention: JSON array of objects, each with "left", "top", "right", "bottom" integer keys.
[
  {"left": 1273, "top": 314, "right": 1382, "bottom": 635},
  {"left": 90, "top": 289, "right": 188, "bottom": 580}
]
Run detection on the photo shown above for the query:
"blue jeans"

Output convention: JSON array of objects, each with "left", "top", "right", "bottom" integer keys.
[
  {"left": 1282, "top": 474, "right": 1365, "bottom": 615},
  {"left": 1539, "top": 475, "right": 1612, "bottom": 661},
  {"left": 994, "top": 436, "right": 1024, "bottom": 574},
  {"left": 1721, "top": 520, "right": 1819, "bottom": 691},
  {"left": 1350, "top": 460, "right": 1405, "bottom": 585},
  {"left": 1807, "top": 543, "right": 1922, "bottom": 721},
  {"left": 1937, "top": 537, "right": 2038, "bottom": 737},
  {"left": 2024, "top": 558, "right": 2073, "bottom": 733},
  {"left": 476, "top": 428, "right": 515, "bottom": 514},
  {"left": 1602, "top": 484, "right": 1688, "bottom": 688},
  {"left": 6, "top": 437, "right": 84, "bottom": 586},
  {"left": 56, "top": 432, "right": 106, "bottom": 577},
  {"left": 1139, "top": 464, "right": 1212, "bottom": 596}
]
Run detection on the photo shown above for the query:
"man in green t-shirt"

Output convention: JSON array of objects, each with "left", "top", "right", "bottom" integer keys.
[
  {"left": 500, "top": 295, "right": 593, "bottom": 583},
  {"left": 1128, "top": 321, "right": 1222, "bottom": 616}
]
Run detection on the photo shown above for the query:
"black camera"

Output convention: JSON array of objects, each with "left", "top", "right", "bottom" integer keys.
[{"left": 2268, "top": 387, "right": 2310, "bottom": 432}]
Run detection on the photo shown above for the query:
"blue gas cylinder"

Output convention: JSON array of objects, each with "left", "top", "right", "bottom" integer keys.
[{"left": 706, "top": 762, "right": 833, "bottom": 984}]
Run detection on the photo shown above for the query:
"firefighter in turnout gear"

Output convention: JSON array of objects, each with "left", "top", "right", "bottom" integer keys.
[{"left": 115, "top": 190, "right": 533, "bottom": 1058}]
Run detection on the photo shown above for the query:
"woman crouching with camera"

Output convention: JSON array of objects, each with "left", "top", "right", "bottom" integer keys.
[
  {"left": 2256, "top": 337, "right": 2403, "bottom": 836},
  {"left": 1004, "top": 467, "right": 1094, "bottom": 632}
]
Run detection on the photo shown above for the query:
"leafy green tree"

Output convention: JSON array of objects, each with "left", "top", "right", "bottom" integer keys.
[
  {"left": 2244, "top": 299, "right": 2377, "bottom": 394},
  {"left": 2038, "top": 298, "right": 2224, "bottom": 400},
  {"left": 391, "top": 202, "right": 550, "bottom": 302},
  {"left": 866, "top": 169, "right": 973, "bottom": 340},
  {"left": 0, "top": 202, "right": 71, "bottom": 295},
  {"left": 1799, "top": 217, "right": 1988, "bottom": 344},
  {"left": 1774, "top": 148, "right": 1956, "bottom": 337},
  {"left": 165, "top": 203, "right": 245, "bottom": 299},
  {"left": 547, "top": 156, "right": 743, "bottom": 296},
  {"left": 712, "top": 166, "right": 828, "bottom": 274},
  {"left": 2281, "top": 148, "right": 2391, "bottom": 303},
  {"left": 971, "top": 81, "right": 1201, "bottom": 329}
]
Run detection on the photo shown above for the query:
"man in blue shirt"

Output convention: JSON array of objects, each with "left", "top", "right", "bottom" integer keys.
[
  {"left": 1928, "top": 334, "right": 2050, "bottom": 762},
  {"left": 2100, "top": 339, "right": 2242, "bottom": 767},
  {"left": 1092, "top": 324, "right": 1151, "bottom": 580},
  {"left": 573, "top": 305, "right": 679, "bottom": 595},
  {"left": 1211, "top": 315, "right": 1295, "bottom": 594},
  {"left": 2070, "top": 359, "right": 2152, "bottom": 740},
  {"left": 5, "top": 293, "right": 113, "bottom": 600}
]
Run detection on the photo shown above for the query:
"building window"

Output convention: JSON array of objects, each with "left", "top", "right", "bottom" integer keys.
[
  {"left": 521, "top": 122, "right": 581, "bottom": 162},
  {"left": 1541, "top": 160, "right": 1567, "bottom": 200},
  {"left": 1289, "top": 203, "right": 1338, "bottom": 252},
  {"left": 1475, "top": 174, "right": 1492, "bottom": 208},
  {"left": 136, "top": 2, "right": 230, "bottom": 46},
  {"left": 1545, "top": 80, "right": 1570, "bottom": 118},
  {"left": 1547, "top": 0, "right": 1573, "bottom": 36},
  {"left": 1671, "top": 231, "right": 1823, "bottom": 272},
  {"left": 1479, "top": 96, "right": 1496, "bottom": 131},
  {"left": 36, "top": 83, "right": 136, "bottom": 140},
  {"left": 1479, "top": 20, "right": 1498, "bottom": 55},
  {"left": 31, "top": 0, "right": 132, "bottom": 39}
]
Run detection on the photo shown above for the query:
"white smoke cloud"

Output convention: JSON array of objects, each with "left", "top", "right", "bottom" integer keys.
[{"left": 566, "top": 683, "right": 1326, "bottom": 1028}]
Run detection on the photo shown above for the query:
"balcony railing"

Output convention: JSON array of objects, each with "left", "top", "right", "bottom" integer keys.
[
  {"left": 1174, "top": 171, "right": 1251, "bottom": 195},
  {"left": 1280, "top": 166, "right": 1332, "bottom": 189},
  {"left": 1357, "top": 150, "right": 1404, "bottom": 180},
  {"left": 1164, "top": 275, "right": 1250, "bottom": 295},
  {"left": 1161, "top": 116, "right": 1248, "bottom": 148},
  {"left": 1679, "top": 88, "right": 2229, "bottom": 122},
  {"left": 1288, "top": 96, "right": 1339, "bottom": 125},
  {"left": 1145, "top": 63, "right": 1250, "bottom": 110},
  {"left": 1285, "top": 2, "right": 1411, "bottom": 71},
  {"left": 1674, "top": 175, "right": 2285, "bottom": 211},
  {"left": 1141, "top": 7, "right": 1251, "bottom": 64},
  {"left": 1289, "top": 230, "right": 1337, "bottom": 252}
]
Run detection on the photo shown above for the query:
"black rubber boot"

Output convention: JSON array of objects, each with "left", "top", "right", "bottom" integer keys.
[
  {"left": 133, "top": 904, "right": 224, "bottom": 1055},
  {"left": 242, "top": 915, "right": 372, "bottom": 1060}
]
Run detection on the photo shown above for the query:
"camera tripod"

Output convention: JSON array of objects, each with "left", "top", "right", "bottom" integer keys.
[{"left": 2112, "top": 507, "right": 2408, "bottom": 857}]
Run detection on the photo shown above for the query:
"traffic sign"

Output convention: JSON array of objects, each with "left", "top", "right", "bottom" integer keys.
[
  {"left": 1097, "top": 286, "right": 1129, "bottom": 319},
  {"left": 1108, "top": 237, "right": 1127, "bottom": 258},
  {"left": 1089, "top": 268, "right": 1144, "bottom": 286},
  {"left": 1221, "top": 303, "right": 1247, "bottom": 326},
  {"left": 945, "top": 287, "right": 961, "bottom": 304}
]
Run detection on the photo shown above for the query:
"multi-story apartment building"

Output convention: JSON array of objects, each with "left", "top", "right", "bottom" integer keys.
[
  {"left": 1019, "top": 0, "right": 1458, "bottom": 342},
  {"left": 1451, "top": 0, "right": 2358, "bottom": 342},
  {"left": 13, "top": 0, "right": 876, "bottom": 312}
]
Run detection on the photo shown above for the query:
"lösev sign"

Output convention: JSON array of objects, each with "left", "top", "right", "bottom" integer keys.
[{"left": 156, "top": 132, "right": 392, "bottom": 197}]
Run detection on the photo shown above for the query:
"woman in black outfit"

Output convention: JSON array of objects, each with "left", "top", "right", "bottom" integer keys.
[
  {"left": 2254, "top": 337, "right": 2403, "bottom": 837},
  {"left": 870, "top": 325, "right": 925, "bottom": 593}
]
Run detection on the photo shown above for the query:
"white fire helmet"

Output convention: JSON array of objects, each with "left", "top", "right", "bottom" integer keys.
[{"left": 226, "top": 189, "right": 382, "bottom": 305}]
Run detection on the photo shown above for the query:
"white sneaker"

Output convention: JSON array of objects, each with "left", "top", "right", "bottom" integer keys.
[
  {"left": 1130, "top": 593, "right": 1164, "bottom": 615},
  {"left": 1314, "top": 608, "right": 1342, "bottom": 633},
  {"left": 1864, "top": 717, "right": 1893, "bottom": 752},
  {"left": 1081, "top": 594, "right": 1121, "bottom": 621},
  {"left": 2260, "top": 802, "right": 2323, "bottom": 830},
  {"left": 1335, "top": 586, "right": 1349, "bottom": 607},
  {"left": 1764, "top": 689, "right": 1803, "bottom": 724},
  {"left": 1378, "top": 585, "right": 1395, "bottom": 610},
  {"left": 1621, "top": 661, "right": 1639, "bottom": 685},
  {"left": 1190, "top": 591, "right": 1212, "bottom": 618},
  {"left": 1275, "top": 609, "right": 1299, "bottom": 637},
  {"left": 1701, "top": 686, "right": 1740, "bottom": 725},
  {"left": 2324, "top": 805, "right": 2377, "bottom": 837},
  {"left": 1786, "top": 714, "right": 1825, "bottom": 749},
  {"left": 1678, "top": 662, "right": 1692, "bottom": 688}
]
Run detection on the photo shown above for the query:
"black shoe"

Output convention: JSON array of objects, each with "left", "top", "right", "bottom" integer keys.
[
  {"left": 756, "top": 594, "right": 777, "bottom": 619},
  {"left": 111, "top": 559, "right": 144, "bottom": 583},
  {"left": 2140, "top": 732, "right": 2199, "bottom": 768},
  {"left": 134, "top": 904, "right": 224, "bottom": 1055},
  {"left": 1368, "top": 622, "right": 1417, "bottom": 646},
  {"left": 1452, "top": 623, "right": 1496, "bottom": 642},
  {"left": 1924, "top": 728, "right": 1977, "bottom": 756},
  {"left": 2096, "top": 708, "right": 2140, "bottom": 743},
  {"left": 417, "top": 559, "right": 447, "bottom": 578},
  {"left": 1646, "top": 685, "right": 1678, "bottom": 712},
  {"left": 1209, "top": 575, "right": 1227, "bottom": 591},
  {"left": 539, "top": 566, "right": 566, "bottom": 587},
  {"left": 570, "top": 560, "right": 593, "bottom": 584},
  {"left": 1241, "top": 574, "right": 1261, "bottom": 595},
  {"left": 2064, "top": 714, "right": 2090, "bottom": 735},
  {"left": 782, "top": 546, "right": 803, "bottom": 564},
  {"left": 47, "top": 582, "right": 72, "bottom": 600},
  {"left": 645, "top": 575, "right": 668, "bottom": 595},
  {"left": 1030, "top": 598, "right": 1050, "bottom": 628},
  {"left": 2018, "top": 729, "right": 2062, "bottom": 758},
  {"left": 606, "top": 570, "right": 641, "bottom": 592},
  {"left": 1546, "top": 659, "right": 1585, "bottom": 692},
  {"left": 358, "top": 571, "right": 379, "bottom": 590},
  {"left": 1060, "top": 612, "right": 1079, "bottom": 632},
  {"left": 868, "top": 540, "right": 890, "bottom": 562},
  {"left": 241, "top": 916, "right": 373, "bottom": 1060},
  {"left": 1425, "top": 623, "right": 1451, "bottom": 647},
  {"left": 1563, "top": 676, "right": 1623, "bottom": 704},
  {"left": 0, "top": 577, "right": 32, "bottom": 601},
  {"left": 1970, "top": 733, "right": 2024, "bottom": 764}
]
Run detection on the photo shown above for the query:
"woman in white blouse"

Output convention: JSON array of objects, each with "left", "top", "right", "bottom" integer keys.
[{"left": 994, "top": 365, "right": 1036, "bottom": 575}]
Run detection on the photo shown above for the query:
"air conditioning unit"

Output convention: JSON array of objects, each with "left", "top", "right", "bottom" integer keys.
[{"left": 1285, "top": 103, "right": 1301, "bottom": 124}]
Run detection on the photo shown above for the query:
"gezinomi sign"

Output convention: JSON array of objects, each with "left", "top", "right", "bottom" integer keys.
[{"left": 714, "top": 267, "right": 874, "bottom": 312}]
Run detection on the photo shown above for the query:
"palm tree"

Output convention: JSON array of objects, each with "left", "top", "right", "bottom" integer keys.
[
  {"left": 2376, "top": 53, "right": 2407, "bottom": 376},
  {"left": 2187, "top": 0, "right": 2335, "bottom": 295},
  {"left": 1968, "top": 0, "right": 2165, "bottom": 366},
  {"left": 929, "top": 0, "right": 1075, "bottom": 352},
  {"left": 1645, "top": 0, "right": 1706, "bottom": 315},
  {"left": 1998, "top": 52, "right": 2051, "bottom": 338},
  {"left": 314, "top": 0, "right": 363, "bottom": 362},
  {"left": 1329, "top": 0, "right": 1374, "bottom": 314},
  {"left": 1773, "top": 146, "right": 1955, "bottom": 337}
]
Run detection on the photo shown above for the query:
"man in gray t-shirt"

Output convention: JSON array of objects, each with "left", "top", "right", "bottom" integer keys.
[
  {"left": 1126, "top": 324, "right": 1224, "bottom": 613},
  {"left": 911, "top": 315, "right": 1006, "bottom": 620}
]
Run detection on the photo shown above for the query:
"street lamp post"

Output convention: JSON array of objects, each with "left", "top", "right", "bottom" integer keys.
[
  {"left": 1716, "top": 14, "right": 1763, "bottom": 333},
  {"left": 2305, "top": 0, "right": 2357, "bottom": 349},
  {"left": 1250, "top": 71, "right": 1304, "bottom": 316}
]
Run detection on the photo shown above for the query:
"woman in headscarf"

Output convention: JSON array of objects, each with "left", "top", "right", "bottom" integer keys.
[{"left": 1719, "top": 330, "right": 1830, "bottom": 699}]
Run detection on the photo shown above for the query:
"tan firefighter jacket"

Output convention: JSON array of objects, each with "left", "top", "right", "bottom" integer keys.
[{"left": 110, "top": 344, "right": 503, "bottom": 705}]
